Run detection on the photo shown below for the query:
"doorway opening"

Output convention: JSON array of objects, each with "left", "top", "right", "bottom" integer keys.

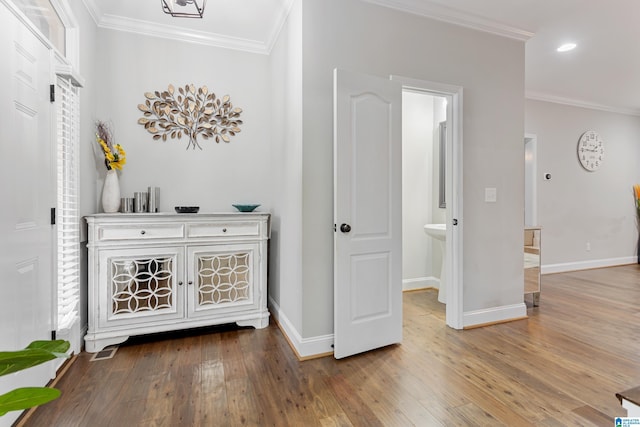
[
  {"left": 392, "top": 75, "right": 464, "bottom": 329},
  {"left": 401, "top": 90, "right": 448, "bottom": 307}
]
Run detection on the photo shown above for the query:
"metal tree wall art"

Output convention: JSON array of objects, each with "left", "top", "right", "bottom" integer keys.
[{"left": 137, "top": 84, "right": 243, "bottom": 150}]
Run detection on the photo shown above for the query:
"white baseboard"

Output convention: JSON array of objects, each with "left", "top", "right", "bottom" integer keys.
[
  {"left": 541, "top": 256, "right": 636, "bottom": 274},
  {"left": 463, "top": 303, "right": 527, "bottom": 328},
  {"left": 268, "top": 295, "right": 334, "bottom": 359},
  {"left": 403, "top": 276, "right": 439, "bottom": 291},
  {"left": 56, "top": 318, "right": 83, "bottom": 355}
]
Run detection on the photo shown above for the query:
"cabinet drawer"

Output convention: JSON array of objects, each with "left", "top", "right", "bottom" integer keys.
[
  {"left": 98, "top": 224, "right": 185, "bottom": 241},
  {"left": 187, "top": 222, "right": 259, "bottom": 238}
]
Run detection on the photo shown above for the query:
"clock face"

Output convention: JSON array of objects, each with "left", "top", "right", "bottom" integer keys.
[{"left": 577, "top": 130, "right": 604, "bottom": 171}]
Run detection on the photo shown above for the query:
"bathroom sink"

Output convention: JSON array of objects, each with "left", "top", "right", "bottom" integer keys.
[
  {"left": 423, "top": 223, "right": 446, "bottom": 241},
  {"left": 423, "top": 224, "right": 447, "bottom": 304}
]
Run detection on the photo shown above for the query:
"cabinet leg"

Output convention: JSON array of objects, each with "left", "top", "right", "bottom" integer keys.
[
  {"left": 532, "top": 292, "right": 540, "bottom": 307},
  {"left": 84, "top": 335, "right": 129, "bottom": 353},
  {"left": 237, "top": 315, "right": 269, "bottom": 329}
]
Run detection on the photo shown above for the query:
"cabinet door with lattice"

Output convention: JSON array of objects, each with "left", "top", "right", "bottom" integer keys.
[
  {"left": 187, "top": 244, "right": 262, "bottom": 318},
  {"left": 97, "top": 247, "right": 185, "bottom": 328}
]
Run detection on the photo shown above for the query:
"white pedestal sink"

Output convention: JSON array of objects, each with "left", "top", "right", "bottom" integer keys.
[{"left": 423, "top": 224, "right": 446, "bottom": 304}]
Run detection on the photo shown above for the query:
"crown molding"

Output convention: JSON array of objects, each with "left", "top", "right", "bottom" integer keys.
[
  {"left": 80, "top": 0, "right": 100, "bottom": 26},
  {"left": 80, "top": 0, "right": 528, "bottom": 53},
  {"left": 265, "top": 0, "right": 296, "bottom": 53},
  {"left": 80, "top": 0, "right": 295, "bottom": 55},
  {"left": 361, "top": 0, "right": 534, "bottom": 42},
  {"left": 526, "top": 91, "right": 640, "bottom": 117},
  {"left": 98, "top": 13, "right": 269, "bottom": 54}
]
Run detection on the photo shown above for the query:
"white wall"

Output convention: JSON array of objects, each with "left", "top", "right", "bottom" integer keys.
[
  {"left": 525, "top": 99, "right": 640, "bottom": 271},
  {"left": 402, "top": 91, "right": 436, "bottom": 289},
  {"left": 93, "top": 29, "right": 273, "bottom": 214},
  {"left": 268, "top": 0, "right": 304, "bottom": 336},
  {"left": 300, "top": 0, "right": 525, "bottom": 337}
]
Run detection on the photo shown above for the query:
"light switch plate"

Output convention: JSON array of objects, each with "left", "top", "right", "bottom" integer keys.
[{"left": 485, "top": 187, "right": 497, "bottom": 203}]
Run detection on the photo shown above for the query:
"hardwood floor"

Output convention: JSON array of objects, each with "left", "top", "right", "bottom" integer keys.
[{"left": 23, "top": 265, "right": 640, "bottom": 426}]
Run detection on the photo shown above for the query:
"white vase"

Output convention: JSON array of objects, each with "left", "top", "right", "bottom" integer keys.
[{"left": 102, "top": 169, "right": 121, "bottom": 213}]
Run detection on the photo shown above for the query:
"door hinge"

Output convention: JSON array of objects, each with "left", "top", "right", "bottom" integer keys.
[
  {"left": 51, "top": 207, "right": 56, "bottom": 225},
  {"left": 333, "top": 224, "right": 337, "bottom": 232},
  {"left": 51, "top": 330, "right": 56, "bottom": 340},
  {"left": 50, "top": 84, "right": 55, "bottom": 103}
]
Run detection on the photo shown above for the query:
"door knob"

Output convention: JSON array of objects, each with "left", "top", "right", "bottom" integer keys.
[{"left": 340, "top": 223, "right": 351, "bottom": 233}]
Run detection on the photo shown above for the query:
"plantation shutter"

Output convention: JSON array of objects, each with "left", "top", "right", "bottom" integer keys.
[{"left": 56, "top": 76, "right": 80, "bottom": 332}]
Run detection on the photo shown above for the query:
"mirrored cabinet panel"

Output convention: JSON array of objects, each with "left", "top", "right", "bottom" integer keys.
[{"left": 524, "top": 227, "right": 541, "bottom": 306}]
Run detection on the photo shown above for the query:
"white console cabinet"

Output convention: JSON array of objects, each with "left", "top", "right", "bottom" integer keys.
[{"left": 84, "top": 213, "right": 270, "bottom": 352}]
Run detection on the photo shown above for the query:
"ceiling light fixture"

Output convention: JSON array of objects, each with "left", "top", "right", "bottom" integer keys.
[
  {"left": 557, "top": 43, "right": 577, "bottom": 52},
  {"left": 161, "top": 0, "right": 206, "bottom": 18}
]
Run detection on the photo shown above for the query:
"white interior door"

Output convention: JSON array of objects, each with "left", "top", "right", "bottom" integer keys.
[
  {"left": 0, "top": 5, "right": 55, "bottom": 421},
  {"left": 333, "top": 69, "right": 402, "bottom": 359}
]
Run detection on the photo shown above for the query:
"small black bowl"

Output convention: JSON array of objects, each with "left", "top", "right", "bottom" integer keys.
[{"left": 175, "top": 206, "right": 199, "bottom": 214}]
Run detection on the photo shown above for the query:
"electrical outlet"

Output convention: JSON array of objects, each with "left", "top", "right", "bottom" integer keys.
[{"left": 586, "top": 242, "right": 591, "bottom": 251}]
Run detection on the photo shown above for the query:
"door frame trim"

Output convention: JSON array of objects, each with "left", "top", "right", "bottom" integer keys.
[
  {"left": 391, "top": 75, "right": 464, "bottom": 329},
  {"left": 524, "top": 134, "right": 538, "bottom": 227},
  {"left": 0, "top": 0, "right": 81, "bottom": 74}
]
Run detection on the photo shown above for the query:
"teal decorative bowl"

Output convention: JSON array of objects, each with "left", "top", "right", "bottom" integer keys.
[{"left": 232, "top": 204, "right": 260, "bottom": 212}]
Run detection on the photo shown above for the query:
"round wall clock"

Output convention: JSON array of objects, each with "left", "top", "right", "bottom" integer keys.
[{"left": 577, "top": 130, "right": 604, "bottom": 171}]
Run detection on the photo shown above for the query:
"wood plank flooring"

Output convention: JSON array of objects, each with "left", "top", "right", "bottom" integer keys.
[{"left": 22, "top": 264, "right": 640, "bottom": 426}]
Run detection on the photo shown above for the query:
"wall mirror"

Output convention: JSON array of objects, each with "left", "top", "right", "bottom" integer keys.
[{"left": 438, "top": 121, "right": 446, "bottom": 209}]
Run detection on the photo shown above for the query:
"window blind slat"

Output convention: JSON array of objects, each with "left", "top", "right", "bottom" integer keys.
[{"left": 56, "top": 76, "right": 80, "bottom": 332}]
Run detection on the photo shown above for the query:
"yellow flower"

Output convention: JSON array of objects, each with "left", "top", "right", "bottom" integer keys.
[
  {"left": 110, "top": 161, "right": 123, "bottom": 171},
  {"left": 95, "top": 123, "right": 126, "bottom": 171},
  {"left": 115, "top": 145, "right": 125, "bottom": 159}
]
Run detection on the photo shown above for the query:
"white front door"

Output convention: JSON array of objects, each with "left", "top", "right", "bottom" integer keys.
[
  {"left": 333, "top": 69, "right": 402, "bottom": 359},
  {"left": 0, "top": 4, "right": 55, "bottom": 420}
]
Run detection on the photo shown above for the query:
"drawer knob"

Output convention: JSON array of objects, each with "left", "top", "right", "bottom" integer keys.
[
  {"left": 140, "top": 230, "right": 146, "bottom": 235},
  {"left": 222, "top": 228, "right": 227, "bottom": 233},
  {"left": 188, "top": 281, "right": 193, "bottom": 285},
  {"left": 178, "top": 281, "right": 183, "bottom": 286}
]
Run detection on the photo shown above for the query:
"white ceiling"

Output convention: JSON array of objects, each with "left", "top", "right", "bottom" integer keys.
[{"left": 84, "top": 0, "right": 640, "bottom": 115}]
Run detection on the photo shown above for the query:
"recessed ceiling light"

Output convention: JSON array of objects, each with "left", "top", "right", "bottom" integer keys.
[{"left": 557, "top": 43, "right": 577, "bottom": 52}]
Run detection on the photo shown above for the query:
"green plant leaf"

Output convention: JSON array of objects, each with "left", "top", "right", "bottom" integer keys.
[
  {"left": 0, "top": 349, "right": 58, "bottom": 377},
  {"left": 0, "top": 387, "right": 60, "bottom": 416},
  {"left": 26, "top": 340, "right": 70, "bottom": 358},
  {"left": 0, "top": 340, "right": 70, "bottom": 377}
]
